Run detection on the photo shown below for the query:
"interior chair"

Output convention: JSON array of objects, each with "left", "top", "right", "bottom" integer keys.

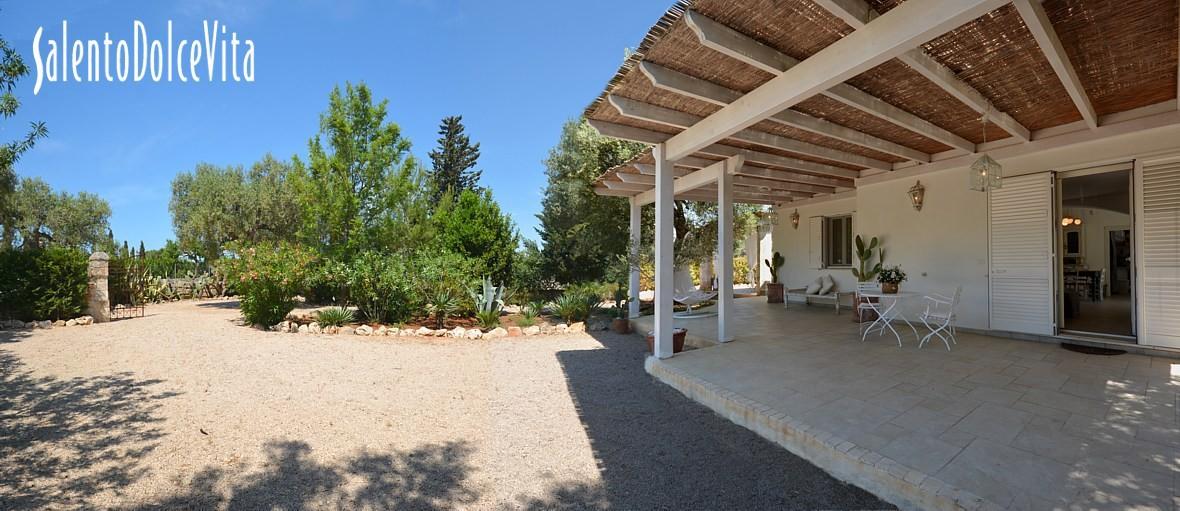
[
  {"left": 673, "top": 268, "right": 718, "bottom": 319},
  {"left": 919, "top": 286, "right": 962, "bottom": 350}
]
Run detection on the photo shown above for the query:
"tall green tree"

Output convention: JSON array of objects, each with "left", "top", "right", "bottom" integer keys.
[
  {"left": 427, "top": 115, "right": 482, "bottom": 203},
  {"left": 0, "top": 33, "right": 49, "bottom": 246},
  {"left": 433, "top": 189, "right": 517, "bottom": 285},
  {"left": 292, "top": 83, "right": 430, "bottom": 259},
  {"left": 536, "top": 119, "right": 646, "bottom": 284},
  {"left": 8, "top": 177, "right": 111, "bottom": 251},
  {"left": 169, "top": 154, "right": 300, "bottom": 262}
]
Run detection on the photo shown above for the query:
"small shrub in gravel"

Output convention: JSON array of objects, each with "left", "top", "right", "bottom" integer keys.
[
  {"left": 315, "top": 307, "right": 354, "bottom": 327},
  {"left": 221, "top": 242, "right": 316, "bottom": 327}
]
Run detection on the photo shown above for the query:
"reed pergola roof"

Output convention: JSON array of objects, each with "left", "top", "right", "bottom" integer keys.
[{"left": 588, "top": 0, "right": 1179, "bottom": 205}]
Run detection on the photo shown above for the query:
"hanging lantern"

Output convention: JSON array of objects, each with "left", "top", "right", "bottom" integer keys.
[
  {"left": 908, "top": 180, "right": 926, "bottom": 211},
  {"left": 968, "top": 104, "right": 1003, "bottom": 192},
  {"left": 790, "top": 209, "right": 800, "bottom": 229},
  {"left": 969, "top": 154, "right": 1003, "bottom": 192}
]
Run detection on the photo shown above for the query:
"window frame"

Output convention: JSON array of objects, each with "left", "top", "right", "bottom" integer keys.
[{"left": 823, "top": 214, "right": 854, "bottom": 268}]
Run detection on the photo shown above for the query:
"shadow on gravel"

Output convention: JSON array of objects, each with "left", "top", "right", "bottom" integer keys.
[
  {"left": 128, "top": 440, "right": 479, "bottom": 510},
  {"left": 194, "top": 299, "right": 244, "bottom": 310},
  {"left": 528, "top": 329, "right": 895, "bottom": 511},
  {"left": 0, "top": 349, "right": 180, "bottom": 510}
]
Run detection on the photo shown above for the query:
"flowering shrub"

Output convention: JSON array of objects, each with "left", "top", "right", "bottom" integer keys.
[
  {"left": 221, "top": 242, "right": 317, "bottom": 326},
  {"left": 346, "top": 252, "right": 415, "bottom": 324}
]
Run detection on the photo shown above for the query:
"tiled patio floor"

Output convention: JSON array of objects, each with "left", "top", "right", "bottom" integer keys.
[{"left": 636, "top": 297, "right": 1179, "bottom": 510}]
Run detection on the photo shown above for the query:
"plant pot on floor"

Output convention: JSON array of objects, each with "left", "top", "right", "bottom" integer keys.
[
  {"left": 611, "top": 318, "right": 631, "bottom": 334},
  {"left": 646, "top": 328, "right": 686, "bottom": 354},
  {"left": 766, "top": 283, "right": 784, "bottom": 303},
  {"left": 881, "top": 282, "right": 899, "bottom": 294}
]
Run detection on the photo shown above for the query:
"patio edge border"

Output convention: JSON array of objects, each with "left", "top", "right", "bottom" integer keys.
[{"left": 644, "top": 356, "right": 1005, "bottom": 511}]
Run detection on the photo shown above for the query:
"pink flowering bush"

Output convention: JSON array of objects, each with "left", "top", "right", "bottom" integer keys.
[{"left": 221, "top": 242, "right": 317, "bottom": 326}]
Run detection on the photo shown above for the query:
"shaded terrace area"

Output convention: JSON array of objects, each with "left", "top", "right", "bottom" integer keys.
[{"left": 635, "top": 297, "right": 1179, "bottom": 510}]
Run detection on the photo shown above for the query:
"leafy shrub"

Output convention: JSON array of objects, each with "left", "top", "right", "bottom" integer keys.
[
  {"left": 413, "top": 250, "right": 479, "bottom": 315},
  {"left": 315, "top": 306, "right": 354, "bottom": 327},
  {"left": 347, "top": 252, "right": 414, "bottom": 323},
  {"left": 476, "top": 310, "right": 500, "bottom": 329},
  {"left": 221, "top": 242, "right": 316, "bottom": 326},
  {"left": 424, "top": 288, "right": 459, "bottom": 329},
  {"left": 515, "top": 315, "right": 536, "bottom": 328},
  {"left": 0, "top": 247, "right": 88, "bottom": 321},
  {"left": 305, "top": 258, "right": 349, "bottom": 305}
]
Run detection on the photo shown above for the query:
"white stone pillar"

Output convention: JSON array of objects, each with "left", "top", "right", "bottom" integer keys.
[
  {"left": 717, "top": 159, "right": 735, "bottom": 343},
  {"left": 653, "top": 144, "right": 675, "bottom": 359},
  {"left": 628, "top": 197, "right": 642, "bottom": 319},
  {"left": 87, "top": 252, "right": 111, "bottom": 323}
]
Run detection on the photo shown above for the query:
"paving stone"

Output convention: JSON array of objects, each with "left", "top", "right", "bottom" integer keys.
[
  {"left": 949, "top": 403, "right": 1031, "bottom": 445},
  {"left": 878, "top": 431, "right": 963, "bottom": 474}
]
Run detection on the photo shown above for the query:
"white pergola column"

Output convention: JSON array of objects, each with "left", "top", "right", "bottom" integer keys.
[
  {"left": 717, "top": 158, "right": 735, "bottom": 342},
  {"left": 653, "top": 143, "right": 675, "bottom": 359},
  {"left": 628, "top": 197, "right": 642, "bottom": 319}
]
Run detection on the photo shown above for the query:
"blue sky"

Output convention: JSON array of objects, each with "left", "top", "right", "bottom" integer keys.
[{"left": 1, "top": 0, "right": 668, "bottom": 249}]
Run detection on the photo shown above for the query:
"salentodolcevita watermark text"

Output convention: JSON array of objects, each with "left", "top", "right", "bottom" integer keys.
[{"left": 31, "top": 20, "right": 255, "bottom": 95}]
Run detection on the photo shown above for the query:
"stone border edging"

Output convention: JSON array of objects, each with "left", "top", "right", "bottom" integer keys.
[{"left": 644, "top": 356, "right": 1003, "bottom": 511}]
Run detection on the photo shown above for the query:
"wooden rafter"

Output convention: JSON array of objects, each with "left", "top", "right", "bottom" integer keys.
[
  {"left": 1012, "top": 0, "right": 1098, "bottom": 129},
  {"left": 638, "top": 62, "right": 931, "bottom": 162},
  {"left": 812, "top": 0, "right": 1031, "bottom": 141},
  {"left": 682, "top": 8, "right": 979, "bottom": 154}
]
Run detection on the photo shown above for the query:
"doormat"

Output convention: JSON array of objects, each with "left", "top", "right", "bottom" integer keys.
[{"left": 1061, "top": 343, "right": 1126, "bottom": 356}]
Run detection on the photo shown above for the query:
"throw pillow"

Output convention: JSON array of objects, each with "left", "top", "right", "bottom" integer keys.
[
  {"left": 804, "top": 277, "right": 822, "bottom": 295},
  {"left": 819, "top": 274, "right": 835, "bottom": 295}
]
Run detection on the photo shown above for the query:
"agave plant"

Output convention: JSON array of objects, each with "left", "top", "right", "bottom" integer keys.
[
  {"left": 470, "top": 276, "right": 506, "bottom": 316},
  {"left": 476, "top": 310, "right": 500, "bottom": 329},
  {"left": 553, "top": 293, "right": 589, "bottom": 325},
  {"left": 316, "top": 307, "right": 355, "bottom": 327}
]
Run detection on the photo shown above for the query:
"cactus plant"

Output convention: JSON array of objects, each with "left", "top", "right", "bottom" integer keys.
[
  {"left": 763, "top": 251, "right": 784, "bottom": 284},
  {"left": 851, "top": 235, "right": 885, "bottom": 282}
]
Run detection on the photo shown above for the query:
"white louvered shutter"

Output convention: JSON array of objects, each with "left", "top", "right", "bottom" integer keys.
[
  {"left": 808, "top": 216, "right": 824, "bottom": 269},
  {"left": 1137, "top": 157, "right": 1180, "bottom": 348},
  {"left": 989, "top": 173, "right": 1055, "bottom": 335}
]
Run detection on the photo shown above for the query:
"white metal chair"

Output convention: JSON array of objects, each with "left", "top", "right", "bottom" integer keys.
[
  {"left": 856, "top": 282, "right": 885, "bottom": 339},
  {"left": 673, "top": 268, "right": 717, "bottom": 319},
  {"left": 919, "top": 286, "right": 962, "bottom": 350}
]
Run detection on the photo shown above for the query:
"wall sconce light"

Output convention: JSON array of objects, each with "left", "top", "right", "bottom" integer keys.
[
  {"left": 1061, "top": 215, "right": 1082, "bottom": 226},
  {"left": 790, "top": 209, "right": 800, "bottom": 229},
  {"left": 908, "top": 180, "right": 926, "bottom": 211}
]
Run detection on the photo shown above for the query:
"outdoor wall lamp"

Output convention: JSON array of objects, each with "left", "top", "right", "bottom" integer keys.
[
  {"left": 1061, "top": 215, "right": 1082, "bottom": 226},
  {"left": 789, "top": 209, "right": 800, "bottom": 229},
  {"left": 908, "top": 181, "right": 926, "bottom": 211}
]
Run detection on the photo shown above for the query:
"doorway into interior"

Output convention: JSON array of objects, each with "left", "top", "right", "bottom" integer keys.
[{"left": 1057, "top": 167, "right": 1135, "bottom": 338}]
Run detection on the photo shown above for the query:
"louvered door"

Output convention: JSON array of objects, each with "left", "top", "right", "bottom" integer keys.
[
  {"left": 1136, "top": 157, "right": 1180, "bottom": 348},
  {"left": 989, "top": 173, "right": 1055, "bottom": 335}
]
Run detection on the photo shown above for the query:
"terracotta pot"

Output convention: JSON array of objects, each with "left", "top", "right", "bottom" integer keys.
[
  {"left": 646, "top": 328, "right": 687, "bottom": 354},
  {"left": 881, "top": 282, "right": 899, "bottom": 294},
  {"left": 611, "top": 318, "right": 631, "bottom": 334},
  {"left": 766, "top": 283, "right": 785, "bottom": 303}
]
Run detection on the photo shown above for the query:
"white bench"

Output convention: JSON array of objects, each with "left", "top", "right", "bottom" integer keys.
[{"left": 785, "top": 287, "right": 853, "bottom": 315}]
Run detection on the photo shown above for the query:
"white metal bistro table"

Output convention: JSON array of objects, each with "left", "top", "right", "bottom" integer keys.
[{"left": 859, "top": 290, "right": 921, "bottom": 346}]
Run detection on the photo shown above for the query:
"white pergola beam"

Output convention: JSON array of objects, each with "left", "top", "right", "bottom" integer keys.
[
  {"left": 588, "top": 120, "right": 860, "bottom": 179},
  {"left": 684, "top": 8, "right": 980, "bottom": 154},
  {"left": 813, "top": 0, "right": 1031, "bottom": 141},
  {"left": 594, "top": 185, "right": 788, "bottom": 206},
  {"left": 610, "top": 94, "right": 891, "bottom": 170},
  {"left": 1012, "top": 0, "right": 1098, "bottom": 129},
  {"left": 621, "top": 170, "right": 834, "bottom": 194},
  {"left": 634, "top": 155, "right": 743, "bottom": 205},
  {"left": 644, "top": 159, "right": 852, "bottom": 188}
]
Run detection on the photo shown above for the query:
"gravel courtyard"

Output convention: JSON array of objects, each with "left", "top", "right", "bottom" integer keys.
[{"left": 0, "top": 299, "right": 891, "bottom": 510}]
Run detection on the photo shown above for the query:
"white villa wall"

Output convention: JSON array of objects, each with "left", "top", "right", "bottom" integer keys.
[
  {"left": 769, "top": 121, "right": 1180, "bottom": 336},
  {"left": 771, "top": 197, "right": 858, "bottom": 297}
]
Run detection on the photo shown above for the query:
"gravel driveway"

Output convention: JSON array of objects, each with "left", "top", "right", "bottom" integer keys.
[{"left": 0, "top": 299, "right": 891, "bottom": 510}]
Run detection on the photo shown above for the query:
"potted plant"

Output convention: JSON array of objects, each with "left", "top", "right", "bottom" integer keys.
[
  {"left": 764, "top": 251, "right": 784, "bottom": 303},
  {"left": 646, "top": 328, "right": 687, "bottom": 354},
  {"left": 851, "top": 235, "right": 883, "bottom": 322},
  {"left": 877, "top": 265, "right": 907, "bottom": 294},
  {"left": 611, "top": 286, "right": 631, "bottom": 334}
]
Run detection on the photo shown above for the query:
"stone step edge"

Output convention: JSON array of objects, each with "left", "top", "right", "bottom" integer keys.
[{"left": 644, "top": 357, "right": 1003, "bottom": 511}]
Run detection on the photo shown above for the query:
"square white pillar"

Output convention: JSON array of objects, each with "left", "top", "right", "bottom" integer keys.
[
  {"left": 628, "top": 197, "right": 642, "bottom": 319},
  {"left": 653, "top": 143, "right": 675, "bottom": 359},
  {"left": 717, "top": 158, "right": 736, "bottom": 342}
]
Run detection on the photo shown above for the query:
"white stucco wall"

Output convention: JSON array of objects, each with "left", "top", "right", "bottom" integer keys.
[{"left": 768, "top": 120, "right": 1180, "bottom": 335}]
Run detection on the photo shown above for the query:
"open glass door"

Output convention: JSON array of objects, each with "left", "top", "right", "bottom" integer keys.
[{"left": 1057, "top": 164, "right": 1135, "bottom": 340}]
